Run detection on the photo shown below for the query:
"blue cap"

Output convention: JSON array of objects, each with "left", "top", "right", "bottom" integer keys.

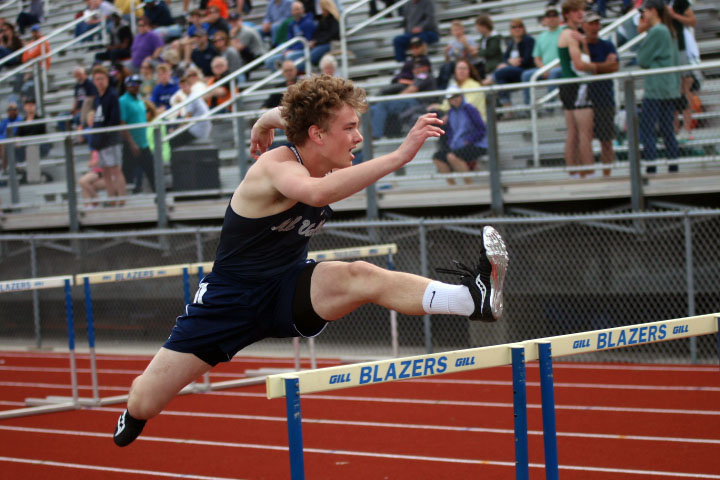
[
  {"left": 30, "top": 24, "right": 41, "bottom": 32},
  {"left": 125, "top": 74, "right": 142, "bottom": 86}
]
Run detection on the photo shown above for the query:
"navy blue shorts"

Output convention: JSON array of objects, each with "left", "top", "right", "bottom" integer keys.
[{"left": 163, "top": 260, "right": 327, "bottom": 366}]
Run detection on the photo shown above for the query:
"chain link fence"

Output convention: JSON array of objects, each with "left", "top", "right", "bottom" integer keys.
[{"left": 1, "top": 210, "right": 719, "bottom": 363}]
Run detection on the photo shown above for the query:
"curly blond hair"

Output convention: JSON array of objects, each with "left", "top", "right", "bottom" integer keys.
[{"left": 281, "top": 75, "right": 368, "bottom": 146}]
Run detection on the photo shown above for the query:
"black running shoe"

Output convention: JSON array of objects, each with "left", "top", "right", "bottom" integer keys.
[
  {"left": 113, "top": 409, "right": 146, "bottom": 447},
  {"left": 436, "top": 226, "right": 508, "bottom": 322}
]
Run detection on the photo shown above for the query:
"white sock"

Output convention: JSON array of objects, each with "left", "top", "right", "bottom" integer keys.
[{"left": 422, "top": 281, "right": 475, "bottom": 316}]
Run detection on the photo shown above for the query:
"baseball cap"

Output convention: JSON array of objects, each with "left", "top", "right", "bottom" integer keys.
[
  {"left": 544, "top": 6, "right": 560, "bottom": 17},
  {"left": 642, "top": 0, "right": 665, "bottom": 10},
  {"left": 409, "top": 36, "right": 424, "bottom": 46},
  {"left": 445, "top": 85, "right": 463, "bottom": 99},
  {"left": 583, "top": 10, "right": 602, "bottom": 22},
  {"left": 413, "top": 56, "right": 431, "bottom": 68},
  {"left": 125, "top": 74, "right": 142, "bottom": 86},
  {"left": 29, "top": 24, "right": 41, "bottom": 32}
]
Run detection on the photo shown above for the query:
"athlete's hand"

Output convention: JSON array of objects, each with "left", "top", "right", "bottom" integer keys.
[
  {"left": 396, "top": 113, "right": 444, "bottom": 165},
  {"left": 250, "top": 122, "right": 275, "bottom": 159}
]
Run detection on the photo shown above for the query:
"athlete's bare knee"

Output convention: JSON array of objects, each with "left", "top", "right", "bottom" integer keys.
[{"left": 127, "top": 375, "right": 163, "bottom": 420}]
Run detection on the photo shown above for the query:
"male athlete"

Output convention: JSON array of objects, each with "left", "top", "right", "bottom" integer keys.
[{"left": 113, "top": 75, "right": 508, "bottom": 447}]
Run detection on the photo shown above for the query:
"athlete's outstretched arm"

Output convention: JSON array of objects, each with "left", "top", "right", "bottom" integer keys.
[{"left": 250, "top": 107, "right": 285, "bottom": 158}]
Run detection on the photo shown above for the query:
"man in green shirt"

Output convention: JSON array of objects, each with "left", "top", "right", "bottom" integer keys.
[
  {"left": 120, "top": 74, "right": 156, "bottom": 192},
  {"left": 521, "top": 6, "right": 564, "bottom": 104}
]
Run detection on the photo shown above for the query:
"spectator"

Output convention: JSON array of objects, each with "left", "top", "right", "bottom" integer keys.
[
  {"left": 75, "top": 0, "right": 117, "bottom": 41},
  {"left": 169, "top": 73, "right": 212, "bottom": 149},
  {"left": 139, "top": 58, "right": 157, "bottom": 98},
  {"left": 392, "top": 0, "right": 439, "bottom": 63},
  {"left": 62, "top": 66, "right": 98, "bottom": 134},
  {"left": 558, "top": 0, "right": 597, "bottom": 178},
  {"left": 91, "top": 65, "right": 127, "bottom": 204},
  {"left": 163, "top": 47, "right": 186, "bottom": 80},
  {"left": 144, "top": 100, "right": 171, "bottom": 166},
  {"left": 110, "top": 62, "right": 132, "bottom": 96},
  {"left": 15, "top": 98, "right": 52, "bottom": 164},
  {"left": 387, "top": 36, "right": 430, "bottom": 92},
  {"left": 432, "top": 87, "right": 487, "bottom": 185},
  {"left": 211, "top": 29, "right": 243, "bottom": 74},
  {"left": 120, "top": 74, "right": 155, "bottom": 193},
  {"left": 261, "top": 0, "right": 292, "bottom": 46},
  {"left": 144, "top": 0, "right": 182, "bottom": 40},
  {"left": 184, "top": 8, "right": 205, "bottom": 38},
  {"left": 264, "top": 1, "right": 316, "bottom": 72},
  {"left": 668, "top": 0, "right": 698, "bottom": 140},
  {"left": 130, "top": 16, "right": 164, "bottom": 70},
  {"left": 262, "top": 59, "right": 300, "bottom": 108},
  {"left": 151, "top": 63, "right": 180, "bottom": 112},
  {"left": 637, "top": 0, "right": 680, "bottom": 173},
  {"left": 319, "top": 53, "right": 337, "bottom": 76},
  {"left": 437, "top": 20, "right": 472, "bottom": 90},
  {"left": 370, "top": 56, "right": 436, "bottom": 139},
  {"left": 228, "top": 12, "right": 265, "bottom": 76},
  {"left": 204, "top": 56, "right": 233, "bottom": 110},
  {"left": 16, "top": 0, "right": 43, "bottom": 35},
  {"left": 482, "top": 19, "right": 535, "bottom": 109},
  {"left": 78, "top": 111, "right": 106, "bottom": 207},
  {"left": 0, "top": 23, "right": 24, "bottom": 68},
  {"left": 305, "top": 0, "right": 340, "bottom": 67},
  {"left": 203, "top": 4, "right": 231, "bottom": 38},
  {"left": 114, "top": 0, "right": 144, "bottom": 21},
  {"left": 521, "top": 6, "right": 564, "bottom": 105},
  {"left": 0, "top": 102, "right": 22, "bottom": 173},
  {"left": 584, "top": 11, "right": 619, "bottom": 177},
  {"left": 428, "top": 59, "right": 486, "bottom": 122},
  {"left": 21, "top": 25, "right": 51, "bottom": 70},
  {"left": 95, "top": 12, "right": 134, "bottom": 63},
  {"left": 469, "top": 14, "right": 502, "bottom": 80},
  {"left": 187, "top": 28, "right": 218, "bottom": 77}
]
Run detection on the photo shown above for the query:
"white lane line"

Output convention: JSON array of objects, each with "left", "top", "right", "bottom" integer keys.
[
  {"left": 0, "top": 455, "right": 244, "bottom": 480},
  {"left": 0, "top": 425, "right": 718, "bottom": 478}
]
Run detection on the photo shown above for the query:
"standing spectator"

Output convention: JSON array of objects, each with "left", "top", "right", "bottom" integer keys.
[
  {"left": 130, "top": 16, "right": 164, "bottom": 70},
  {"left": 75, "top": 0, "right": 117, "bottom": 41},
  {"left": 437, "top": 20, "right": 472, "bottom": 90},
  {"left": 144, "top": 101, "right": 171, "bottom": 167},
  {"left": 637, "top": 0, "right": 680, "bottom": 173},
  {"left": 144, "top": 0, "right": 182, "bottom": 41},
  {"left": 262, "top": 59, "right": 301, "bottom": 109},
  {"left": 521, "top": 6, "right": 564, "bottom": 105},
  {"left": 229, "top": 12, "right": 265, "bottom": 75},
  {"left": 432, "top": 87, "right": 487, "bottom": 186},
  {"left": 120, "top": 74, "right": 155, "bottom": 193},
  {"left": 469, "top": 14, "right": 503, "bottom": 79},
  {"left": 169, "top": 73, "right": 212, "bottom": 149},
  {"left": 428, "top": 59, "right": 486, "bottom": 122},
  {"left": 91, "top": 65, "right": 127, "bottom": 205},
  {"left": 187, "top": 28, "right": 218, "bottom": 77},
  {"left": 211, "top": 29, "right": 242, "bottom": 74},
  {"left": 668, "top": 0, "right": 698, "bottom": 140},
  {"left": 66, "top": 67, "right": 98, "bottom": 133},
  {"left": 264, "top": 1, "right": 316, "bottom": 72},
  {"left": 392, "top": 0, "right": 439, "bottom": 62},
  {"left": 78, "top": 111, "right": 106, "bottom": 206},
  {"left": 558, "top": 1, "right": 597, "bottom": 177},
  {"left": 261, "top": 0, "right": 292, "bottom": 46},
  {"left": 203, "top": 4, "right": 231, "bottom": 38},
  {"left": 95, "top": 12, "right": 134, "bottom": 63},
  {"left": 21, "top": 25, "right": 51, "bottom": 70},
  {"left": 151, "top": 63, "right": 180, "bottom": 112},
  {"left": 0, "top": 23, "right": 24, "bottom": 68},
  {"left": 370, "top": 57, "right": 436, "bottom": 139},
  {"left": 0, "top": 102, "right": 22, "bottom": 173},
  {"left": 139, "top": 59, "right": 157, "bottom": 98},
  {"left": 584, "top": 11, "right": 619, "bottom": 177},
  {"left": 482, "top": 19, "right": 535, "bottom": 110}
]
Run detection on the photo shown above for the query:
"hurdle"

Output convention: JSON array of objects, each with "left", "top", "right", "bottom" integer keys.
[{"left": 266, "top": 313, "right": 720, "bottom": 480}]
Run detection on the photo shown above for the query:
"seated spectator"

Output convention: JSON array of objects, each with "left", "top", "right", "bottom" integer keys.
[
  {"left": 16, "top": 0, "right": 43, "bottom": 35},
  {"left": 184, "top": 8, "right": 205, "bottom": 38},
  {"left": 262, "top": 59, "right": 301, "bottom": 108},
  {"left": 0, "top": 22, "right": 24, "bottom": 68},
  {"left": 186, "top": 28, "right": 218, "bottom": 77},
  {"left": 432, "top": 88, "right": 487, "bottom": 185},
  {"left": 113, "top": 0, "right": 144, "bottom": 22},
  {"left": 130, "top": 16, "right": 164, "bottom": 71},
  {"left": 428, "top": 59, "right": 486, "bottom": 121},
  {"left": 110, "top": 62, "right": 133, "bottom": 96},
  {"left": 469, "top": 14, "right": 502, "bottom": 80},
  {"left": 382, "top": 37, "right": 430, "bottom": 95},
  {"left": 163, "top": 47, "right": 186, "bottom": 79},
  {"left": 169, "top": 73, "right": 212, "bottom": 149},
  {"left": 0, "top": 102, "right": 22, "bottom": 173},
  {"left": 370, "top": 57, "right": 436, "bottom": 139},
  {"left": 482, "top": 19, "right": 535, "bottom": 109},
  {"left": 264, "top": 1, "right": 316, "bottom": 72},
  {"left": 211, "top": 30, "right": 242, "bottom": 74},
  {"left": 392, "top": 0, "right": 439, "bottom": 63},
  {"left": 319, "top": 53, "right": 337, "bottom": 76},
  {"left": 203, "top": 4, "right": 231, "bottom": 38},
  {"left": 261, "top": 0, "right": 292, "bottom": 46},
  {"left": 168, "top": 67, "right": 206, "bottom": 118},
  {"left": 75, "top": 0, "right": 117, "bottom": 41},
  {"left": 151, "top": 63, "right": 179, "bottom": 112},
  {"left": 306, "top": 0, "right": 340, "bottom": 67},
  {"left": 21, "top": 25, "right": 51, "bottom": 70},
  {"left": 144, "top": 0, "right": 182, "bottom": 41},
  {"left": 139, "top": 58, "right": 156, "bottom": 98},
  {"left": 15, "top": 98, "right": 52, "bottom": 164},
  {"left": 228, "top": 12, "right": 265, "bottom": 77},
  {"left": 520, "top": 6, "right": 563, "bottom": 105},
  {"left": 437, "top": 20, "right": 472, "bottom": 90},
  {"left": 59, "top": 67, "right": 98, "bottom": 134},
  {"left": 95, "top": 12, "right": 133, "bottom": 63},
  {"left": 204, "top": 56, "right": 233, "bottom": 110},
  {"left": 144, "top": 100, "right": 170, "bottom": 166}
]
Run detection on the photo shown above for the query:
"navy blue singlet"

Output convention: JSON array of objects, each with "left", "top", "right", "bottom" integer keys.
[{"left": 212, "top": 145, "right": 333, "bottom": 280}]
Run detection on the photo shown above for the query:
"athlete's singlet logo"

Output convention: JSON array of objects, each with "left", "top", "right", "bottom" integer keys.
[{"left": 271, "top": 216, "right": 326, "bottom": 237}]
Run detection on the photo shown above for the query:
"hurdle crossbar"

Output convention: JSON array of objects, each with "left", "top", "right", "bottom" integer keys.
[{"left": 267, "top": 313, "right": 720, "bottom": 480}]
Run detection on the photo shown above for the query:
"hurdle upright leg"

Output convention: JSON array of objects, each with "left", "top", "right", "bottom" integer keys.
[
  {"left": 538, "top": 342, "right": 559, "bottom": 480},
  {"left": 64, "top": 279, "right": 79, "bottom": 405},
  {"left": 284, "top": 376, "right": 306, "bottom": 479},
  {"left": 511, "top": 345, "right": 529, "bottom": 480},
  {"left": 83, "top": 277, "right": 100, "bottom": 403}
]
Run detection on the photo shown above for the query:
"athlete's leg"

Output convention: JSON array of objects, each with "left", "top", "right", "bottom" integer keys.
[
  {"left": 574, "top": 108, "right": 595, "bottom": 174},
  {"left": 564, "top": 109, "right": 579, "bottom": 172}
]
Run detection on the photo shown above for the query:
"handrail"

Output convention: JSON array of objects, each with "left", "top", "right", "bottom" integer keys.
[
  {"left": 0, "top": 12, "right": 93, "bottom": 70},
  {"left": 156, "top": 36, "right": 311, "bottom": 123}
]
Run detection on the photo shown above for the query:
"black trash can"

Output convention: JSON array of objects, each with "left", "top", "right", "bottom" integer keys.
[{"left": 170, "top": 145, "right": 220, "bottom": 191}]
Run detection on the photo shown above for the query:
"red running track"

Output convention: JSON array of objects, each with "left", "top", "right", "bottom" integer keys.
[{"left": 1, "top": 350, "right": 719, "bottom": 479}]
